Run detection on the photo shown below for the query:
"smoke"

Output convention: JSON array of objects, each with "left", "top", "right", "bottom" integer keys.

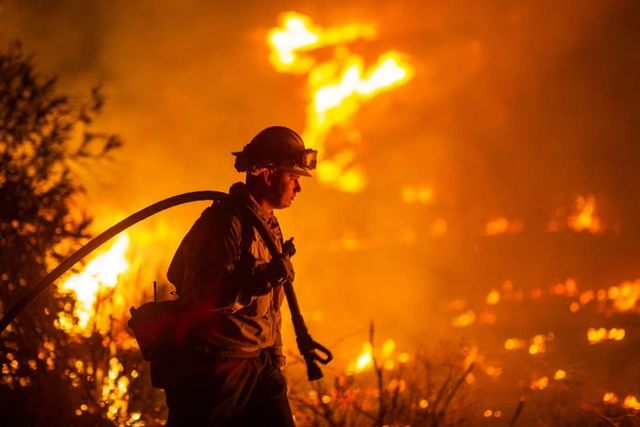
[{"left": 2, "top": 0, "right": 640, "bottom": 358}]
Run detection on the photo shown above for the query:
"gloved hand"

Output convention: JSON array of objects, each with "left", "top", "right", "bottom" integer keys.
[{"left": 263, "top": 254, "right": 295, "bottom": 286}]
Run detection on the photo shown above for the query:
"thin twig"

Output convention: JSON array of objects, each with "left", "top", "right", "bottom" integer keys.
[
  {"left": 434, "top": 362, "right": 475, "bottom": 426},
  {"left": 509, "top": 396, "right": 526, "bottom": 427}
]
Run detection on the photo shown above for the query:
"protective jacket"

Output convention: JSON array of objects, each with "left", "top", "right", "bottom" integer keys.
[{"left": 167, "top": 182, "right": 286, "bottom": 365}]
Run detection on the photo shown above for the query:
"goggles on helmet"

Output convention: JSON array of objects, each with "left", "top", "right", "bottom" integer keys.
[
  {"left": 233, "top": 146, "right": 318, "bottom": 174},
  {"left": 297, "top": 148, "right": 317, "bottom": 170}
]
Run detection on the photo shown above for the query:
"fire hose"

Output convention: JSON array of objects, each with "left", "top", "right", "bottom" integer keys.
[{"left": 0, "top": 190, "right": 332, "bottom": 381}]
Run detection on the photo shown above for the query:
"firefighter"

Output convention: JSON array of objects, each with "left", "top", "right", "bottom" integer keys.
[{"left": 163, "top": 126, "right": 317, "bottom": 426}]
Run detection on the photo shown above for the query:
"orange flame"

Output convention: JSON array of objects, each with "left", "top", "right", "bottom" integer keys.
[
  {"left": 554, "top": 369, "right": 566, "bottom": 380},
  {"left": 57, "top": 233, "right": 130, "bottom": 335},
  {"left": 268, "top": 12, "right": 414, "bottom": 193},
  {"left": 346, "top": 339, "right": 402, "bottom": 375},
  {"left": 604, "top": 392, "right": 619, "bottom": 404},
  {"left": 624, "top": 395, "right": 640, "bottom": 411}
]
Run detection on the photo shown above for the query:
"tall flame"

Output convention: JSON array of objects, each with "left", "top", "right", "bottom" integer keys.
[
  {"left": 268, "top": 12, "right": 414, "bottom": 192},
  {"left": 57, "top": 233, "right": 130, "bottom": 335}
]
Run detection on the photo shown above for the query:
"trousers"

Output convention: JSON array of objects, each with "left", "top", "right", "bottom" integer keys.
[{"left": 165, "top": 349, "right": 296, "bottom": 426}]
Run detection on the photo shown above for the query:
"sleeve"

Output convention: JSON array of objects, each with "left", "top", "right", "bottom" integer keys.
[
  {"left": 178, "top": 205, "right": 273, "bottom": 314},
  {"left": 268, "top": 308, "right": 287, "bottom": 368}
]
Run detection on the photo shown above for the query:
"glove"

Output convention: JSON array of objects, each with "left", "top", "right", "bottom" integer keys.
[{"left": 263, "top": 254, "right": 295, "bottom": 286}]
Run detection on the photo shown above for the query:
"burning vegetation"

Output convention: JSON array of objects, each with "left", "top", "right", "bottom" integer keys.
[{"left": 2, "top": 5, "right": 640, "bottom": 427}]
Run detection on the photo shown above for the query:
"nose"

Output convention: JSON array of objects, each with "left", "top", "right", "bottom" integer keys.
[{"left": 294, "top": 178, "right": 302, "bottom": 193}]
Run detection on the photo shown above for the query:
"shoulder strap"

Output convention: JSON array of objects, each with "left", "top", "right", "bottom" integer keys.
[
  {"left": 236, "top": 207, "right": 256, "bottom": 255},
  {"left": 234, "top": 205, "right": 283, "bottom": 260}
]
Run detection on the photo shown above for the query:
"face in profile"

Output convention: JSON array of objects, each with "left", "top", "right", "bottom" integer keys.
[{"left": 269, "top": 170, "right": 302, "bottom": 209}]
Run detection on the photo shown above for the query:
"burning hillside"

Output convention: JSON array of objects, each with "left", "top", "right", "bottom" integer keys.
[{"left": 2, "top": 2, "right": 640, "bottom": 426}]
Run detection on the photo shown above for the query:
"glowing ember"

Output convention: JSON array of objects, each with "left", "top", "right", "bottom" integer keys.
[
  {"left": 580, "top": 290, "right": 595, "bottom": 305},
  {"left": 268, "top": 12, "right": 414, "bottom": 192},
  {"left": 101, "top": 356, "right": 130, "bottom": 422},
  {"left": 568, "top": 195, "right": 602, "bottom": 233},
  {"left": 485, "top": 289, "right": 500, "bottom": 305},
  {"left": 569, "top": 301, "right": 580, "bottom": 313},
  {"left": 609, "top": 280, "right": 640, "bottom": 312},
  {"left": 57, "top": 233, "right": 130, "bottom": 335},
  {"left": 484, "top": 366, "right": 503, "bottom": 378},
  {"left": 402, "top": 186, "right": 434, "bottom": 204},
  {"left": 624, "top": 395, "right": 640, "bottom": 411},
  {"left": 604, "top": 392, "right": 619, "bottom": 404},
  {"left": 504, "top": 338, "right": 526, "bottom": 351},
  {"left": 347, "top": 342, "right": 373, "bottom": 374},
  {"left": 381, "top": 339, "right": 396, "bottom": 358},
  {"left": 451, "top": 309, "right": 476, "bottom": 327},
  {"left": 554, "top": 369, "right": 566, "bottom": 380},
  {"left": 587, "top": 327, "right": 626, "bottom": 344},
  {"left": 530, "top": 376, "right": 548, "bottom": 390},
  {"left": 485, "top": 217, "right": 523, "bottom": 236}
]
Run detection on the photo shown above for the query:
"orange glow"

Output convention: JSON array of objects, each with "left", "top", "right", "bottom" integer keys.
[
  {"left": 551, "top": 282, "right": 566, "bottom": 295},
  {"left": 57, "top": 234, "right": 130, "bottom": 335},
  {"left": 479, "top": 309, "right": 497, "bottom": 325},
  {"left": 452, "top": 310, "right": 476, "bottom": 327},
  {"left": 569, "top": 302, "right": 580, "bottom": 313},
  {"left": 381, "top": 339, "right": 396, "bottom": 358},
  {"left": 397, "top": 353, "right": 410, "bottom": 363},
  {"left": 565, "top": 278, "right": 578, "bottom": 296},
  {"left": 530, "top": 376, "right": 548, "bottom": 390},
  {"left": 268, "top": 12, "right": 414, "bottom": 193},
  {"left": 568, "top": 195, "right": 602, "bottom": 233},
  {"left": 554, "top": 369, "right": 566, "bottom": 380},
  {"left": 347, "top": 342, "right": 373, "bottom": 374},
  {"left": 484, "top": 366, "right": 503, "bottom": 378},
  {"left": 485, "top": 289, "right": 500, "bottom": 305},
  {"left": 604, "top": 392, "right": 619, "bottom": 404},
  {"left": 504, "top": 338, "right": 526, "bottom": 350},
  {"left": 624, "top": 395, "right": 640, "bottom": 411},
  {"left": 429, "top": 218, "right": 448, "bottom": 237},
  {"left": 610, "top": 280, "right": 640, "bottom": 312},
  {"left": 485, "top": 217, "right": 524, "bottom": 236},
  {"left": 580, "top": 290, "right": 595, "bottom": 305},
  {"left": 502, "top": 280, "right": 514, "bottom": 291},
  {"left": 587, "top": 327, "right": 626, "bottom": 344},
  {"left": 402, "top": 186, "right": 434, "bottom": 204},
  {"left": 445, "top": 299, "right": 466, "bottom": 311}
]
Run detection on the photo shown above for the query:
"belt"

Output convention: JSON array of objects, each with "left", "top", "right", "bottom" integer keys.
[{"left": 191, "top": 341, "right": 261, "bottom": 358}]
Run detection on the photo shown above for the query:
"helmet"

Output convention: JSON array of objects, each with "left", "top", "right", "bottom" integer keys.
[{"left": 232, "top": 126, "right": 317, "bottom": 177}]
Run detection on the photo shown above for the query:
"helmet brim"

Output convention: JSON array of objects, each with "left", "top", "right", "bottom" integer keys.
[{"left": 276, "top": 165, "right": 312, "bottom": 177}]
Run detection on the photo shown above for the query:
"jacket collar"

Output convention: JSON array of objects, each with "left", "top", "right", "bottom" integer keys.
[{"left": 228, "top": 182, "right": 279, "bottom": 228}]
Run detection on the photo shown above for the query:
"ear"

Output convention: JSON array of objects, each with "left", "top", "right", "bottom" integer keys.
[{"left": 263, "top": 169, "right": 276, "bottom": 186}]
